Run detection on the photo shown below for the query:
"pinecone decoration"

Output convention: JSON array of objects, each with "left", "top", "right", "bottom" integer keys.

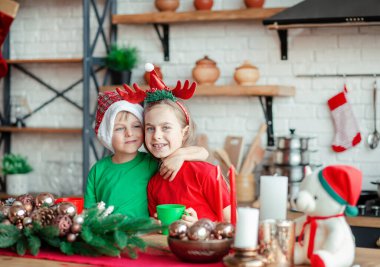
[
  {"left": 32, "top": 207, "right": 56, "bottom": 226},
  {"left": 54, "top": 214, "right": 73, "bottom": 237}
]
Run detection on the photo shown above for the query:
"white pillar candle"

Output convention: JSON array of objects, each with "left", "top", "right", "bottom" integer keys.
[
  {"left": 234, "top": 207, "right": 259, "bottom": 248},
  {"left": 259, "top": 175, "right": 288, "bottom": 221}
]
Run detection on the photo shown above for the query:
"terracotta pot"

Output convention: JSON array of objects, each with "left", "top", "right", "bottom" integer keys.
[
  {"left": 244, "top": 0, "right": 265, "bottom": 8},
  {"left": 192, "top": 56, "right": 220, "bottom": 85},
  {"left": 233, "top": 60, "right": 260, "bottom": 85},
  {"left": 144, "top": 64, "right": 163, "bottom": 84},
  {"left": 155, "top": 0, "right": 180, "bottom": 12},
  {"left": 194, "top": 0, "right": 213, "bottom": 11}
]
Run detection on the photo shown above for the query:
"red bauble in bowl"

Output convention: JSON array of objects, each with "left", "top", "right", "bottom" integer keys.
[
  {"left": 194, "top": 0, "right": 213, "bottom": 11},
  {"left": 244, "top": 0, "right": 265, "bottom": 8}
]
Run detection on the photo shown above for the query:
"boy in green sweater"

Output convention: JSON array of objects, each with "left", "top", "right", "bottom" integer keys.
[{"left": 84, "top": 91, "right": 207, "bottom": 218}]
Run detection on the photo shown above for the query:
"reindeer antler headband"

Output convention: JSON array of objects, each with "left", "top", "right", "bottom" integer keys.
[{"left": 116, "top": 63, "right": 196, "bottom": 124}]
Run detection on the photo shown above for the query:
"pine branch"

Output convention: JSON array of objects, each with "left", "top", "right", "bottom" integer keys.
[{"left": 0, "top": 224, "right": 21, "bottom": 248}]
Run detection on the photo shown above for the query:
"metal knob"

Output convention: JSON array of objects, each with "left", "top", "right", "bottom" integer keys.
[
  {"left": 357, "top": 205, "right": 366, "bottom": 216},
  {"left": 371, "top": 206, "right": 380, "bottom": 216}
]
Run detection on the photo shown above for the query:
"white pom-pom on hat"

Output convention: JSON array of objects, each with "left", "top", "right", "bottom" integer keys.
[{"left": 145, "top": 63, "right": 154, "bottom": 72}]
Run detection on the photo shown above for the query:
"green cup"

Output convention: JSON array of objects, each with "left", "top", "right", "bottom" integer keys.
[{"left": 156, "top": 204, "right": 186, "bottom": 235}]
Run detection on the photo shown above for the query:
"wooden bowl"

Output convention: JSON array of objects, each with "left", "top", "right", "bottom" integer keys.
[{"left": 168, "top": 237, "right": 233, "bottom": 263}]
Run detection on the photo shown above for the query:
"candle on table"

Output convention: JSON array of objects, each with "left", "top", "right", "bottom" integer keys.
[
  {"left": 229, "top": 166, "right": 236, "bottom": 226},
  {"left": 234, "top": 207, "right": 259, "bottom": 248},
  {"left": 259, "top": 175, "right": 288, "bottom": 221},
  {"left": 216, "top": 165, "right": 223, "bottom": 222}
]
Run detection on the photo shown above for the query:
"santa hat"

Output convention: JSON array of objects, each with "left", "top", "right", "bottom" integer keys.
[
  {"left": 318, "top": 165, "right": 362, "bottom": 217},
  {"left": 95, "top": 91, "right": 143, "bottom": 153}
]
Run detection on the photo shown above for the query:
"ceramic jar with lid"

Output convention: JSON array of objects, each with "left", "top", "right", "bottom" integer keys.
[
  {"left": 144, "top": 64, "right": 163, "bottom": 84},
  {"left": 192, "top": 56, "right": 220, "bottom": 85},
  {"left": 234, "top": 60, "right": 260, "bottom": 85},
  {"left": 155, "top": 0, "right": 180, "bottom": 12},
  {"left": 194, "top": 0, "right": 213, "bottom": 10}
]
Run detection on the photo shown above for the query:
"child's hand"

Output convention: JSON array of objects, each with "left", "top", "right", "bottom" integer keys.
[
  {"left": 151, "top": 213, "right": 162, "bottom": 233},
  {"left": 159, "top": 155, "right": 184, "bottom": 181},
  {"left": 181, "top": 207, "right": 198, "bottom": 226}
]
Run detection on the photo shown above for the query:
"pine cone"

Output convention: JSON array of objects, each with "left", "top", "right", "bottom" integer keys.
[
  {"left": 54, "top": 214, "right": 73, "bottom": 236},
  {"left": 32, "top": 207, "right": 56, "bottom": 226}
]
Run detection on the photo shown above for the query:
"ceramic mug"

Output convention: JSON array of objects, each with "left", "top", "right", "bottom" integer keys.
[{"left": 156, "top": 204, "right": 186, "bottom": 235}]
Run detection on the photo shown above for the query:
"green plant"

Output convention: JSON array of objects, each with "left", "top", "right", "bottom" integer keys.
[
  {"left": 106, "top": 44, "right": 139, "bottom": 72},
  {"left": 1, "top": 153, "right": 33, "bottom": 175}
]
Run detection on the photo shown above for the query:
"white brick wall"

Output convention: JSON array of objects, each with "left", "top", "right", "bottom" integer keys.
[{"left": 4, "top": 0, "right": 380, "bottom": 194}]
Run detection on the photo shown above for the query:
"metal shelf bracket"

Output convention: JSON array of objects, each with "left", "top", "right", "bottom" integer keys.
[
  {"left": 277, "top": 29, "right": 288, "bottom": 60},
  {"left": 259, "top": 96, "right": 275, "bottom": 147},
  {"left": 153, "top": 23, "right": 170, "bottom": 61}
]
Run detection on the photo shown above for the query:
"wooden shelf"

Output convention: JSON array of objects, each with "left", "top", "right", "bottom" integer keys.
[
  {"left": 112, "top": 8, "right": 285, "bottom": 24},
  {"left": 0, "top": 127, "right": 82, "bottom": 134},
  {"left": 6, "top": 58, "right": 83, "bottom": 64},
  {"left": 99, "top": 84, "right": 295, "bottom": 97}
]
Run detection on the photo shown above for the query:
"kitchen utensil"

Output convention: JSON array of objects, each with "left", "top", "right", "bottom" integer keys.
[
  {"left": 274, "top": 149, "right": 313, "bottom": 166},
  {"left": 240, "top": 123, "right": 267, "bottom": 176},
  {"left": 370, "top": 180, "right": 380, "bottom": 198},
  {"left": 224, "top": 136, "right": 244, "bottom": 172},
  {"left": 367, "top": 81, "right": 380, "bottom": 149},
  {"left": 276, "top": 129, "right": 315, "bottom": 150},
  {"left": 214, "top": 149, "right": 234, "bottom": 169},
  {"left": 196, "top": 134, "right": 216, "bottom": 164}
]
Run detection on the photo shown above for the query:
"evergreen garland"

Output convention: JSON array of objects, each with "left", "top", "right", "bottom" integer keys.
[
  {"left": 145, "top": 90, "right": 177, "bottom": 104},
  {"left": 0, "top": 206, "right": 163, "bottom": 258}
]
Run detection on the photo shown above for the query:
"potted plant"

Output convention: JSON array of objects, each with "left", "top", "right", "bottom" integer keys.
[
  {"left": 106, "top": 44, "right": 139, "bottom": 85},
  {"left": 1, "top": 153, "right": 33, "bottom": 195}
]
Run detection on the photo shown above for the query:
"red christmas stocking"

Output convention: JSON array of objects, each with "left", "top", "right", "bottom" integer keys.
[
  {"left": 327, "top": 86, "right": 361, "bottom": 152},
  {"left": 0, "top": 0, "right": 19, "bottom": 78}
]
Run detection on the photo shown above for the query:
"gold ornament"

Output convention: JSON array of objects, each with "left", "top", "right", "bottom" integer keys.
[
  {"left": 71, "top": 223, "right": 82, "bottom": 234},
  {"left": 73, "top": 215, "right": 84, "bottom": 225},
  {"left": 12, "top": 201, "right": 23, "bottom": 207},
  {"left": 17, "top": 194, "right": 35, "bottom": 215},
  {"left": 8, "top": 205, "right": 27, "bottom": 224},
  {"left": 57, "top": 202, "right": 77, "bottom": 218},
  {"left": 214, "top": 222, "right": 235, "bottom": 240},
  {"left": 67, "top": 233, "right": 77, "bottom": 242},
  {"left": 16, "top": 222, "right": 23, "bottom": 230},
  {"left": 23, "top": 217, "right": 33, "bottom": 227},
  {"left": 54, "top": 215, "right": 73, "bottom": 236},
  {"left": 194, "top": 218, "right": 215, "bottom": 232},
  {"left": 187, "top": 225, "right": 210, "bottom": 241},
  {"left": 169, "top": 220, "right": 188, "bottom": 239},
  {"left": 0, "top": 205, "right": 10, "bottom": 217},
  {"left": 35, "top": 193, "right": 55, "bottom": 208}
]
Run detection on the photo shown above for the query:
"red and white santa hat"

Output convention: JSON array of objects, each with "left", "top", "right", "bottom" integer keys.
[
  {"left": 95, "top": 91, "right": 143, "bottom": 153},
  {"left": 318, "top": 165, "right": 362, "bottom": 216}
]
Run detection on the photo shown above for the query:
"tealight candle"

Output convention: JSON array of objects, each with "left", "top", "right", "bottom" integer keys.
[
  {"left": 259, "top": 175, "right": 288, "bottom": 221},
  {"left": 234, "top": 207, "right": 259, "bottom": 248}
]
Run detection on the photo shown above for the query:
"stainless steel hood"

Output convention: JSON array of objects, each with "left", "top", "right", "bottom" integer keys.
[{"left": 263, "top": 0, "right": 380, "bottom": 27}]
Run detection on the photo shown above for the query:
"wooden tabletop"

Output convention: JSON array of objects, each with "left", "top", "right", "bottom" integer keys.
[{"left": 0, "top": 235, "right": 378, "bottom": 267}]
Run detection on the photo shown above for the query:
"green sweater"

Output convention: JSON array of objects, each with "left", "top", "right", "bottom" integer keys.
[{"left": 84, "top": 152, "right": 158, "bottom": 218}]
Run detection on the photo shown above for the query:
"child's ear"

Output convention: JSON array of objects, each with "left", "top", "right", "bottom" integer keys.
[{"left": 182, "top": 125, "right": 190, "bottom": 139}]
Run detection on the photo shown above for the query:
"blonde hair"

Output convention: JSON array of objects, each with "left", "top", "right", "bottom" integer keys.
[{"left": 144, "top": 99, "right": 196, "bottom": 146}]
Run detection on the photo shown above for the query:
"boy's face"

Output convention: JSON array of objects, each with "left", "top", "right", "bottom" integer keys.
[
  {"left": 112, "top": 111, "right": 143, "bottom": 155},
  {"left": 144, "top": 104, "right": 188, "bottom": 159}
]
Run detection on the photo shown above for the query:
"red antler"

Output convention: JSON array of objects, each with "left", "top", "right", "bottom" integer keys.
[
  {"left": 116, "top": 83, "right": 146, "bottom": 104},
  {"left": 171, "top": 80, "right": 197, "bottom": 100}
]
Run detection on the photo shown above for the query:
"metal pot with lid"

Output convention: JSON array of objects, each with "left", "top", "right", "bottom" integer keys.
[
  {"left": 371, "top": 180, "right": 380, "bottom": 198},
  {"left": 276, "top": 129, "right": 315, "bottom": 150}
]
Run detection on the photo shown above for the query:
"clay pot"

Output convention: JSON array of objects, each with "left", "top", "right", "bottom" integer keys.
[
  {"left": 233, "top": 60, "right": 260, "bottom": 85},
  {"left": 144, "top": 64, "right": 163, "bottom": 84},
  {"left": 192, "top": 56, "right": 220, "bottom": 85},
  {"left": 155, "top": 0, "right": 180, "bottom": 12},
  {"left": 244, "top": 0, "right": 265, "bottom": 8},
  {"left": 194, "top": 0, "right": 213, "bottom": 11}
]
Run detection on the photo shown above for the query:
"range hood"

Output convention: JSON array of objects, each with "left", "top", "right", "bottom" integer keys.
[
  {"left": 263, "top": 0, "right": 380, "bottom": 60},
  {"left": 263, "top": 0, "right": 380, "bottom": 28}
]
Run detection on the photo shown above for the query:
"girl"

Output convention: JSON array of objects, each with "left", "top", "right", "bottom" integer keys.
[
  {"left": 116, "top": 63, "right": 231, "bottom": 224},
  {"left": 84, "top": 90, "right": 208, "bottom": 218}
]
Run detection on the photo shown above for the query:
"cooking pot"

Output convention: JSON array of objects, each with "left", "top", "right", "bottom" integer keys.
[
  {"left": 276, "top": 129, "right": 315, "bottom": 150},
  {"left": 274, "top": 149, "right": 311, "bottom": 166},
  {"left": 273, "top": 165, "right": 304, "bottom": 182},
  {"left": 371, "top": 180, "right": 380, "bottom": 198}
]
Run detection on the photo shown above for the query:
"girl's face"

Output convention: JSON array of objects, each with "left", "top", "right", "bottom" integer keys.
[
  {"left": 112, "top": 111, "right": 143, "bottom": 156},
  {"left": 144, "top": 104, "right": 188, "bottom": 159}
]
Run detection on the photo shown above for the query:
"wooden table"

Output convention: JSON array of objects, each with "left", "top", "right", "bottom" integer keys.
[{"left": 0, "top": 234, "right": 379, "bottom": 267}]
